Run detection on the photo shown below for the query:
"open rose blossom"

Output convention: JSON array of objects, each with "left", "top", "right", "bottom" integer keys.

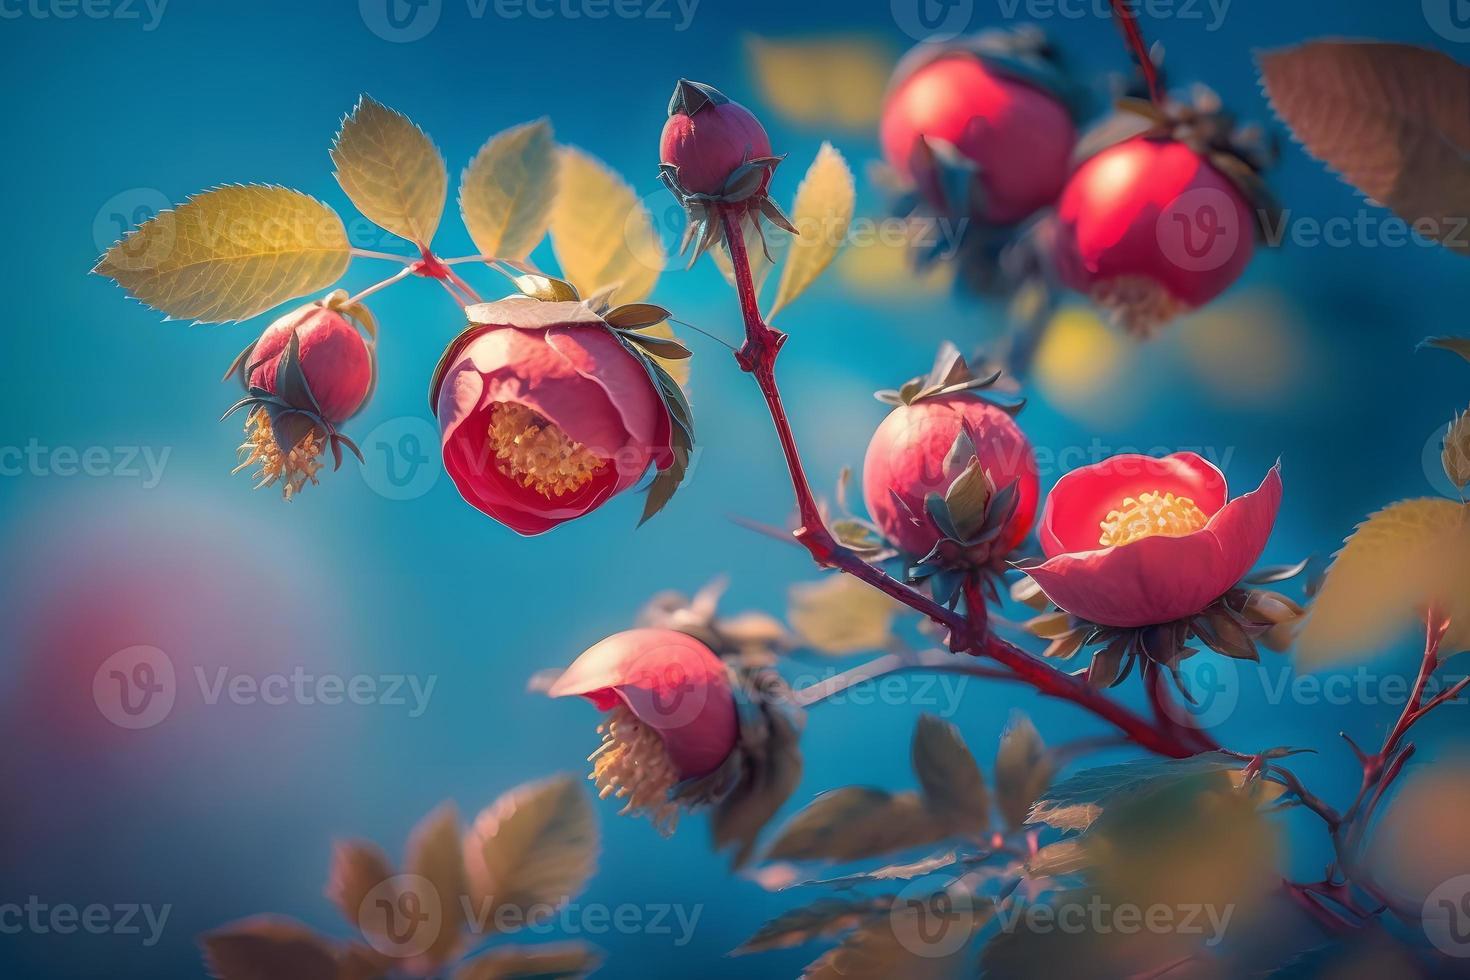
[
  {"left": 431, "top": 299, "right": 676, "bottom": 535},
  {"left": 548, "top": 628, "right": 738, "bottom": 831},
  {"left": 1026, "top": 452, "right": 1282, "bottom": 628}
]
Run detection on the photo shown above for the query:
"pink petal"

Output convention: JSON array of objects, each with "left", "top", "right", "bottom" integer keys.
[
  {"left": 548, "top": 629, "right": 738, "bottom": 779},
  {"left": 1039, "top": 452, "right": 1228, "bottom": 558},
  {"left": 1028, "top": 464, "right": 1281, "bottom": 628}
]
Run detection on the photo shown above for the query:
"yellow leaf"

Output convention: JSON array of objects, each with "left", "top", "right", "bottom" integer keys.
[
  {"left": 332, "top": 95, "right": 447, "bottom": 247},
  {"left": 1296, "top": 498, "right": 1470, "bottom": 670},
  {"left": 459, "top": 119, "right": 558, "bottom": 261},
  {"left": 405, "top": 803, "right": 467, "bottom": 968},
  {"left": 1444, "top": 407, "right": 1470, "bottom": 491},
  {"left": 94, "top": 184, "right": 350, "bottom": 323},
  {"left": 746, "top": 35, "right": 893, "bottom": 131},
  {"left": 462, "top": 775, "right": 598, "bottom": 929},
  {"left": 768, "top": 142, "right": 854, "bottom": 320},
  {"left": 550, "top": 146, "right": 662, "bottom": 305},
  {"left": 787, "top": 575, "right": 898, "bottom": 655}
]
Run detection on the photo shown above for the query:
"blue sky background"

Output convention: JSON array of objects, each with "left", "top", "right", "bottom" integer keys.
[{"left": 3, "top": 1, "right": 1469, "bottom": 976}]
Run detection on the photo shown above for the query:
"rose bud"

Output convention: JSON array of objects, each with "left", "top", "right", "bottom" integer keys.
[
  {"left": 549, "top": 629, "right": 739, "bottom": 832},
  {"left": 880, "top": 31, "right": 1080, "bottom": 224},
  {"left": 658, "top": 79, "right": 794, "bottom": 265},
  {"left": 1022, "top": 452, "right": 1283, "bottom": 673},
  {"left": 1051, "top": 93, "right": 1275, "bottom": 335},
  {"left": 430, "top": 295, "right": 688, "bottom": 535},
  {"left": 862, "top": 345, "right": 1037, "bottom": 602},
  {"left": 223, "top": 298, "right": 375, "bottom": 499}
]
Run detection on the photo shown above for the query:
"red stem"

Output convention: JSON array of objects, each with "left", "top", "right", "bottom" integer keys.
[
  {"left": 718, "top": 206, "right": 1210, "bottom": 760},
  {"left": 1109, "top": 0, "right": 1164, "bottom": 107}
]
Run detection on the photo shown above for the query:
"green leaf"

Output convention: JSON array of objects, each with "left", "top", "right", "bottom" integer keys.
[
  {"left": 764, "top": 787, "right": 945, "bottom": 864},
  {"left": 462, "top": 775, "right": 598, "bottom": 932},
  {"left": 910, "top": 715, "right": 988, "bottom": 834},
  {"left": 1027, "top": 753, "right": 1243, "bottom": 831},
  {"left": 994, "top": 712, "right": 1051, "bottom": 830}
]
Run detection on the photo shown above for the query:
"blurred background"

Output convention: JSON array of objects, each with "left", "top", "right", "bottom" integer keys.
[{"left": 3, "top": 1, "right": 1469, "bottom": 976}]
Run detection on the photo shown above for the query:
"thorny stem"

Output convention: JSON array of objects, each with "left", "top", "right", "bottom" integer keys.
[
  {"left": 1109, "top": 0, "right": 1164, "bottom": 107},
  {"left": 1275, "top": 610, "right": 1456, "bottom": 929},
  {"left": 718, "top": 205, "right": 1212, "bottom": 760}
]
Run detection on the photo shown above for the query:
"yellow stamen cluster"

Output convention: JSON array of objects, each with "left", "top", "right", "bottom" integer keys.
[
  {"left": 1098, "top": 491, "right": 1209, "bottom": 548},
  {"left": 234, "top": 407, "right": 325, "bottom": 500},
  {"left": 588, "top": 704, "right": 681, "bottom": 834},
  {"left": 487, "top": 401, "right": 607, "bottom": 498}
]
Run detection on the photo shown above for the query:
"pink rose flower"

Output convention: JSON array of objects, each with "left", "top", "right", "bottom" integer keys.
[
  {"left": 1026, "top": 452, "right": 1282, "bottom": 628},
  {"left": 431, "top": 300, "right": 675, "bottom": 535},
  {"left": 549, "top": 628, "right": 739, "bottom": 831}
]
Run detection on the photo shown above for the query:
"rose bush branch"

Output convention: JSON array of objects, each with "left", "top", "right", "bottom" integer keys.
[
  {"left": 1269, "top": 609, "right": 1456, "bottom": 926},
  {"left": 715, "top": 203, "right": 1214, "bottom": 760}
]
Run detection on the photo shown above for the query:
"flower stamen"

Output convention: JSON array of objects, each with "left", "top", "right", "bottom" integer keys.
[
  {"left": 1099, "top": 490, "right": 1209, "bottom": 548},
  {"left": 234, "top": 407, "right": 325, "bottom": 500},
  {"left": 487, "top": 401, "right": 607, "bottom": 498},
  {"left": 588, "top": 704, "right": 681, "bottom": 834}
]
